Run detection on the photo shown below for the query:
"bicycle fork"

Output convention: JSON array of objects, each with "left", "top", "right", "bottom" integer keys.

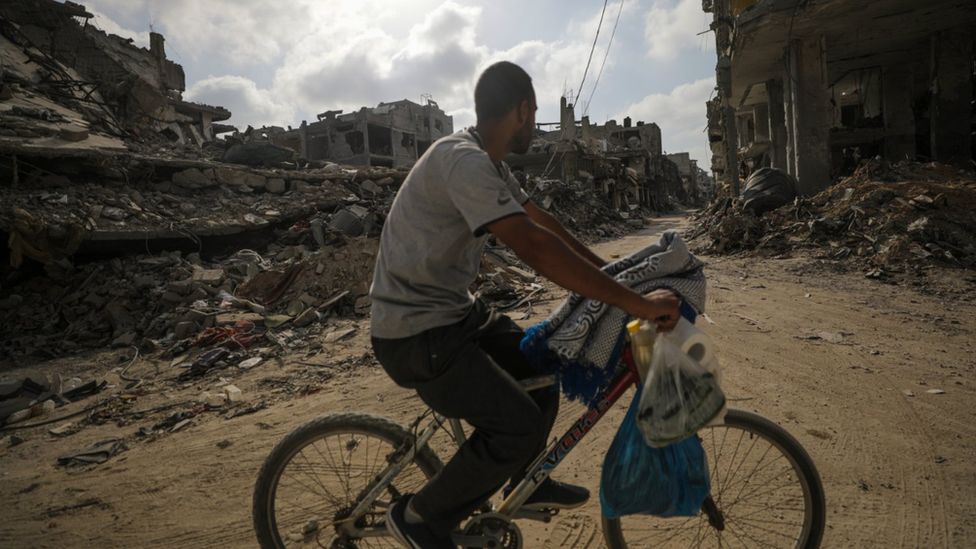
[{"left": 333, "top": 414, "right": 447, "bottom": 539}]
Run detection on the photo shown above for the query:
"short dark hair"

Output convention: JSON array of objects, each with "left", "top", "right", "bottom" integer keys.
[{"left": 474, "top": 61, "right": 535, "bottom": 122}]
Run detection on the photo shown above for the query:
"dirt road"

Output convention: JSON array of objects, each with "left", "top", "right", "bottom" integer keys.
[{"left": 2, "top": 214, "right": 974, "bottom": 548}]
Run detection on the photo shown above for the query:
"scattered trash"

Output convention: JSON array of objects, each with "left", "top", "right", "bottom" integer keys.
[
  {"left": 323, "top": 328, "right": 357, "bottom": 343},
  {"left": 223, "top": 400, "right": 268, "bottom": 419},
  {"left": 57, "top": 438, "right": 127, "bottom": 467},
  {"left": 238, "top": 357, "right": 264, "bottom": 370},
  {"left": 925, "top": 389, "right": 946, "bottom": 395},
  {"left": 168, "top": 418, "right": 191, "bottom": 432},
  {"left": 48, "top": 422, "right": 78, "bottom": 437}
]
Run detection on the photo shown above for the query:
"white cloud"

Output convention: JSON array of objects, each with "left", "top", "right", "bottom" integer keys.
[
  {"left": 269, "top": 1, "right": 489, "bottom": 122},
  {"left": 168, "top": 1, "right": 608, "bottom": 132},
  {"left": 85, "top": 0, "right": 715, "bottom": 161},
  {"left": 644, "top": 0, "right": 713, "bottom": 60},
  {"left": 617, "top": 76, "right": 715, "bottom": 167},
  {"left": 185, "top": 75, "right": 294, "bottom": 129},
  {"left": 87, "top": 8, "right": 149, "bottom": 48}
]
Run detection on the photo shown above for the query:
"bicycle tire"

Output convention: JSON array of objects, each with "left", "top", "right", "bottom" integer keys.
[
  {"left": 602, "top": 409, "right": 826, "bottom": 549},
  {"left": 253, "top": 413, "right": 444, "bottom": 548}
]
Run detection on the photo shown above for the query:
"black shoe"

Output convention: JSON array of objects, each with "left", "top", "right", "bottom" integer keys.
[
  {"left": 386, "top": 495, "right": 455, "bottom": 549},
  {"left": 509, "top": 478, "right": 590, "bottom": 510}
]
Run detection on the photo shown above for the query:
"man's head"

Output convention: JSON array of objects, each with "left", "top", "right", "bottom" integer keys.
[{"left": 474, "top": 61, "right": 536, "bottom": 154}]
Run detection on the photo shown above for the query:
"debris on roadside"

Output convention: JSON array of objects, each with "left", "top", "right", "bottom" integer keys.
[
  {"left": 688, "top": 161, "right": 976, "bottom": 278},
  {"left": 56, "top": 438, "right": 127, "bottom": 467}
]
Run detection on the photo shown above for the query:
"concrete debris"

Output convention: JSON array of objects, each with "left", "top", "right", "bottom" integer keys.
[
  {"left": 222, "top": 141, "right": 297, "bottom": 168},
  {"left": 323, "top": 327, "right": 357, "bottom": 343},
  {"left": 223, "top": 384, "right": 243, "bottom": 403},
  {"left": 689, "top": 161, "right": 976, "bottom": 275},
  {"left": 525, "top": 177, "right": 649, "bottom": 241}
]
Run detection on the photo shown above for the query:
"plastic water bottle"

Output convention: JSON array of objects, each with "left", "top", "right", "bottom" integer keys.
[{"left": 627, "top": 319, "right": 656, "bottom": 382}]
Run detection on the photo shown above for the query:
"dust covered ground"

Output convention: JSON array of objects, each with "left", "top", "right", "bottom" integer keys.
[{"left": 1, "top": 214, "right": 974, "bottom": 548}]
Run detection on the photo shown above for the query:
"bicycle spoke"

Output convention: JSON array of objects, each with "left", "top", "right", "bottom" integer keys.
[
  {"left": 719, "top": 426, "right": 749, "bottom": 504},
  {"left": 297, "top": 447, "right": 345, "bottom": 502},
  {"left": 727, "top": 513, "right": 801, "bottom": 542},
  {"left": 610, "top": 412, "right": 820, "bottom": 549}
]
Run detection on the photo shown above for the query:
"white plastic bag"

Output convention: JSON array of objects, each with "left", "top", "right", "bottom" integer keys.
[{"left": 636, "top": 332, "right": 726, "bottom": 447}]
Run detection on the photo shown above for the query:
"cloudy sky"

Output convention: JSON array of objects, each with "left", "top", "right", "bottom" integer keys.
[{"left": 86, "top": 0, "right": 717, "bottom": 166}]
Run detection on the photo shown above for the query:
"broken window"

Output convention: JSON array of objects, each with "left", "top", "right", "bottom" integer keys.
[
  {"left": 832, "top": 68, "right": 883, "bottom": 129},
  {"left": 344, "top": 131, "right": 365, "bottom": 154},
  {"left": 401, "top": 133, "right": 415, "bottom": 149},
  {"left": 434, "top": 119, "right": 443, "bottom": 132},
  {"left": 367, "top": 124, "right": 392, "bottom": 156}
]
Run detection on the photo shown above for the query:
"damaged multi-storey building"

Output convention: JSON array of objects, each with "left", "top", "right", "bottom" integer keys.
[
  {"left": 507, "top": 96, "right": 702, "bottom": 212},
  {"left": 265, "top": 99, "right": 454, "bottom": 169},
  {"left": 666, "top": 152, "right": 715, "bottom": 203},
  {"left": 704, "top": 0, "right": 976, "bottom": 196},
  {"left": 0, "top": 0, "right": 230, "bottom": 147}
]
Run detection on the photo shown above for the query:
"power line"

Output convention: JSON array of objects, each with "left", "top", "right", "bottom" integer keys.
[
  {"left": 575, "top": 0, "right": 609, "bottom": 107},
  {"left": 584, "top": 0, "right": 624, "bottom": 116}
]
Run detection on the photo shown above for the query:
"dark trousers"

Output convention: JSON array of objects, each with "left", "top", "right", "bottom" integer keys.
[{"left": 371, "top": 301, "right": 559, "bottom": 536}]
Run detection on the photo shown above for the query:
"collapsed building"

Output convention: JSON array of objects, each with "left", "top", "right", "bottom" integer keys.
[
  {"left": 704, "top": 0, "right": 976, "bottom": 196},
  {"left": 267, "top": 98, "right": 454, "bottom": 169},
  {"left": 694, "top": 0, "right": 976, "bottom": 281},
  {"left": 507, "top": 96, "right": 702, "bottom": 213},
  {"left": 0, "top": 0, "right": 230, "bottom": 147},
  {"left": 0, "top": 1, "right": 667, "bottom": 361},
  {"left": 666, "top": 152, "right": 716, "bottom": 203}
]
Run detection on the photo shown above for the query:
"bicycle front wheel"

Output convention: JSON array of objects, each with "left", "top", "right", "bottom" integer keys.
[
  {"left": 602, "top": 409, "right": 826, "bottom": 549},
  {"left": 253, "top": 413, "right": 443, "bottom": 548}
]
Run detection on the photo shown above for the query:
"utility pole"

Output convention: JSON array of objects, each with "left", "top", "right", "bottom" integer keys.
[{"left": 711, "top": 0, "right": 740, "bottom": 196}]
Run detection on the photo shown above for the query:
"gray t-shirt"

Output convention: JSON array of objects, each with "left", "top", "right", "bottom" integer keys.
[{"left": 369, "top": 129, "right": 530, "bottom": 339}]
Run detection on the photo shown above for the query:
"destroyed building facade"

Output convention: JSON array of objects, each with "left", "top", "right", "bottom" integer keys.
[
  {"left": 704, "top": 0, "right": 976, "bottom": 196},
  {"left": 507, "top": 96, "right": 701, "bottom": 212},
  {"left": 269, "top": 99, "right": 454, "bottom": 169},
  {"left": 667, "top": 152, "right": 715, "bottom": 204},
  {"left": 0, "top": 0, "right": 230, "bottom": 146}
]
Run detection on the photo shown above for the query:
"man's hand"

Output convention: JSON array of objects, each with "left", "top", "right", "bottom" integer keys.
[
  {"left": 629, "top": 288, "right": 681, "bottom": 332},
  {"left": 487, "top": 214, "right": 683, "bottom": 331}
]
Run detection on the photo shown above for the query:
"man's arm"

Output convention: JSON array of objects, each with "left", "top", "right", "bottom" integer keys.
[
  {"left": 486, "top": 213, "right": 679, "bottom": 329},
  {"left": 523, "top": 201, "right": 607, "bottom": 268}
]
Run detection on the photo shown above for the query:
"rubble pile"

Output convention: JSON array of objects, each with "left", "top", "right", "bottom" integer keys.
[
  {"left": 689, "top": 161, "right": 976, "bottom": 275},
  {"left": 526, "top": 177, "right": 649, "bottom": 241},
  {"left": 0, "top": 158, "right": 402, "bottom": 266},
  {"left": 0, "top": 228, "right": 381, "bottom": 359}
]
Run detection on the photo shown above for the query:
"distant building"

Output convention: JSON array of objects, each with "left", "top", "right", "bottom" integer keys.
[
  {"left": 506, "top": 96, "right": 688, "bottom": 211},
  {"left": 275, "top": 99, "right": 453, "bottom": 168},
  {"left": 666, "top": 152, "right": 709, "bottom": 204}
]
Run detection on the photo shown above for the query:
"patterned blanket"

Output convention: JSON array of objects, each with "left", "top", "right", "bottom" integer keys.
[{"left": 520, "top": 230, "right": 706, "bottom": 404}]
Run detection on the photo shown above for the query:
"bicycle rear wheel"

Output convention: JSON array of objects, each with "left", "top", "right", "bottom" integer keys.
[
  {"left": 602, "top": 409, "right": 826, "bottom": 549},
  {"left": 253, "top": 413, "right": 443, "bottom": 548}
]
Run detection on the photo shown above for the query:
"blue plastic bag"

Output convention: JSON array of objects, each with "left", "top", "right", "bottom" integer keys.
[{"left": 600, "top": 391, "right": 710, "bottom": 519}]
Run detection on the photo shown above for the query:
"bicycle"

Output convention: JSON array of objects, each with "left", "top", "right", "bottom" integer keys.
[{"left": 253, "top": 343, "right": 826, "bottom": 548}]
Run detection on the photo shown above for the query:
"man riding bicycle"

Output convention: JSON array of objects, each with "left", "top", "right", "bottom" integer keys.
[{"left": 369, "top": 61, "right": 680, "bottom": 548}]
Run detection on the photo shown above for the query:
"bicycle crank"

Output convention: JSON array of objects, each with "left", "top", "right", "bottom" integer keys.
[{"left": 456, "top": 513, "right": 522, "bottom": 549}]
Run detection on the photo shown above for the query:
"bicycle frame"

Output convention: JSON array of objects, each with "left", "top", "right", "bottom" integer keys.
[
  {"left": 496, "top": 347, "right": 639, "bottom": 517},
  {"left": 336, "top": 347, "right": 641, "bottom": 538}
]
